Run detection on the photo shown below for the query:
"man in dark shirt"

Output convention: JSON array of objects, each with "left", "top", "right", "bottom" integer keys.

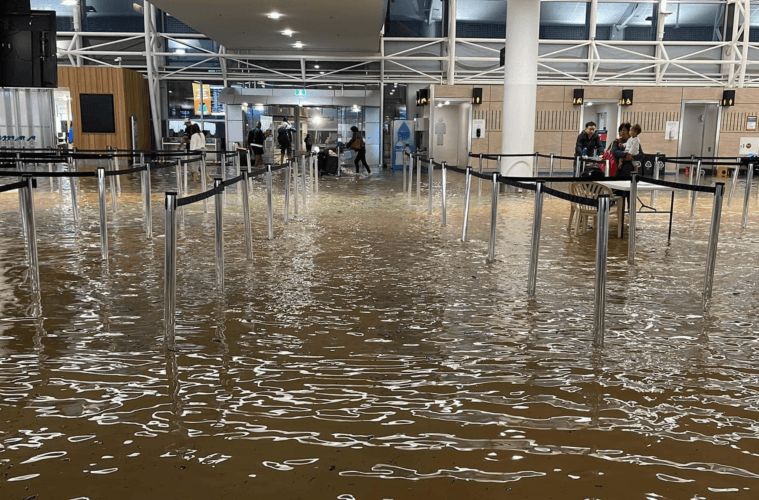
[{"left": 575, "top": 121, "right": 602, "bottom": 158}]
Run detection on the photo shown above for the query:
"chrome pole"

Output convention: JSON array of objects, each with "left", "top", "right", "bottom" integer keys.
[
  {"left": 402, "top": 152, "right": 407, "bottom": 192},
  {"left": 416, "top": 156, "right": 422, "bottom": 203},
  {"left": 478, "top": 153, "right": 483, "bottom": 200},
  {"left": 201, "top": 155, "right": 208, "bottom": 214},
  {"left": 690, "top": 159, "right": 702, "bottom": 216},
  {"left": 301, "top": 154, "right": 307, "bottom": 199},
  {"left": 293, "top": 160, "right": 299, "bottom": 216},
  {"left": 527, "top": 181, "right": 544, "bottom": 296},
  {"left": 428, "top": 158, "right": 434, "bottom": 215},
  {"left": 175, "top": 159, "right": 183, "bottom": 197},
  {"left": 728, "top": 158, "right": 740, "bottom": 207},
  {"left": 97, "top": 167, "right": 109, "bottom": 263},
  {"left": 441, "top": 162, "right": 447, "bottom": 227},
  {"left": 108, "top": 156, "right": 117, "bottom": 212},
  {"left": 213, "top": 178, "right": 225, "bottom": 292},
  {"left": 487, "top": 172, "right": 498, "bottom": 263},
  {"left": 605, "top": 159, "right": 610, "bottom": 178},
  {"left": 534, "top": 152, "right": 539, "bottom": 177},
  {"left": 284, "top": 159, "right": 291, "bottom": 222},
  {"left": 113, "top": 148, "right": 122, "bottom": 195},
  {"left": 144, "top": 163, "right": 152, "bottom": 239},
  {"left": 628, "top": 172, "right": 638, "bottom": 265},
  {"left": 266, "top": 164, "right": 274, "bottom": 240},
  {"left": 548, "top": 153, "right": 555, "bottom": 195},
  {"left": 313, "top": 154, "right": 318, "bottom": 194},
  {"left": 408, "top": 156, "right": 413, "bottom": 202},
  {"left": 703, "top": 183, "right": 725, "bottom": 311},
  {"left": 743, "top": 163, "right": 754, "bottom": 229},
  {"left": 70, "top": 169, "right": 79, "bottom": 224},
  {"left": 21, "top": 176, "right": 40, "bottom": 293},
  {"left": 48, "top": 163, "right": 54, "bottom": 193},
  {"left": 593, "top": 195, "right": 610, "bottom": 347},
  {"left": 180, "top": 158, "right": 187, "bottom": 194},
  {"left": 651, "top": 154, "right": 660, "bottom": 205},
  {"left": 462, "top": 166, "right": 472, "bottom": 242},
  {"left": 688, "top": 158, "right": 695, "bottom": 196},
  {"left": 241, "top": 168, "right": 253, "bottom": 260},
  {"left": 164, "top": 192, "right": 177, "bottom": 350}
]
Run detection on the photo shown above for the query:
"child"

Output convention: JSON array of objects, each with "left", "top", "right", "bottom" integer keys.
[{"left": 626, "top": 124, "right": 642, "bottom": 170}]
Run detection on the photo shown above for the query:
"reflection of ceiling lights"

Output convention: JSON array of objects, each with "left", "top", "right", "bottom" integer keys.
[
  {"left": 132, "top": 2, "right": 143, "bottom": 13},
  {"left": 267, "top": 12, "right": 282, "bottom": 20},
  {"left": 282, "top": 29, "right": 293, "bottom": 37},
  {"left": 313, "top": 116, "right": 322, "bottom": 125},
  {"left": 293, "top": 41, "right": 304, "bottom": 49}
]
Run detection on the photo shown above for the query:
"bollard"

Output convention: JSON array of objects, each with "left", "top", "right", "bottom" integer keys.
[
  {"left": 402, "top": 153, "right": 407, "bottom": 192},
  {"left": 628, "top": 172, "right": 638, "bottom": 264},
  {"left": 728, "top": 158, "right": 740, "bottom": 207},
  {"left": 742, "top": 163, "right": 754, "bottom": 229},
  {"left": 113, "top": 148, "right": 122, "bottom": 195},
  {"left": 241, "top": 168, "right": 253, "bottom": 260},
  {"left": 293, "top": 160, "right": 299, "bottom": 216},
  {"left": 690, "top": 159, "right": 702, "bottom": 216},
  {"left": 164, "top": 192, "right": 178, "bottom": 349},
  {"left": 97, "top": 167, "right": 109, "bottom": 263},
  {"left": 441, "top": 162, "right": 447, "bottom": 227},
  {"left": 478, "top": 154, "right": 483, "bottom": 200},
  {"left": 20, "top": 177, "right": 40, "bottom": 293},
  {"left": 417, "top": 156, "right": 422, "bottom": 203},
  {"left": 702, "top": 183, "right": 725, "bottom": 311},
  {"left": 527, "top": 181, "right": 544, "bottom": 296},
  {"left": 201, "top": 156, "right": 209, "bottom": 214},
  {"left": 651, "top": 154, "right": 660, "bottom": 205},
  {"left": 266, "top": 164, "right": 274, "bottom": 240},
  {"left": 462, "top": 167, "right": 472, "bottom": 242},
  {"left": 593, "top": 195, "right": 610, "bottom": 347},
  {"left": 108, "top": 157, "right": 117, "bottom": 212},
  {"left": 428, "top": 158, "right": 434, "bottom": 215},
  {"left": 408, "top": 156, "right": 414, "bottom": 202},
  {"left": 487, "top": 173, "right": 498, "bottom": 263},
  {"left": 143, "top": 163, "right": 152, "bottom": 239},
  {"left": 284, "top": 159, "right": 291, "bottom": 222},
  {"left": 213, "top": 178, "right": 225, "bottom": 292}
]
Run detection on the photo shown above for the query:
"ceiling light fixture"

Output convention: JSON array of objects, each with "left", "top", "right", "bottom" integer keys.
[
  {"left": 267, "top": 12, "right": 282, "bottom": 20},
  {"left": 320, "top": 71, "right": 325, "bottom": 75},
  {"left": 444, "top": 101, "right": 450, "bottom": 105},
  {"left": 314, "top": 65, "right": 320, "bottom": 69},
  {"left": 293, "top": 41, "right": 304, "bottom": 49},
  {"left": 242, "top": 102, "right": 248, "bottom": 106},
  {"left": 282, "top": 29, "right": 294, "bottom": 37}
]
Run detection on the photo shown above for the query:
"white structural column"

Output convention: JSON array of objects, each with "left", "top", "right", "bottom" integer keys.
[
  {"left": 447, "top": 0, "right": 457, "bottom": 85},
  {"left": 144, "top": 1, "right": 163, "bottom": 148},
  {"left": 500, "top": 0, "right": 540, "bottom": 177}
]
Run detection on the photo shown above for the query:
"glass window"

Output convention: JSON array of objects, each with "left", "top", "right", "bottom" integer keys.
[
  {"left": 166, "top": 39, "right": 221, "bottom": 68},
  {"left": 386, "top": 0, "right": 445, "bottom": 37},
  {"left": 456, "top": 0, "right": 506, "bottom": 39},
  {"left": 663, "top": 3, "right": 725, "bottom": 42},
  {"left": 163, "top": 13, "right": 199, "bottom": 34},
  {"left": 540, "top": 2, "right": 589, "bottom": 40},
  {"left": 82, "top": 0, "right": 145, "bottom": 33},
  {"left": 596, "top": 2, "right": 657, "bottom": 41}
]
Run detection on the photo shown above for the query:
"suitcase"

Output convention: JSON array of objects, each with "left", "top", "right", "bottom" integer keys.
[{"left": 318, "top": 152, "right": 339, "bottom": 176}]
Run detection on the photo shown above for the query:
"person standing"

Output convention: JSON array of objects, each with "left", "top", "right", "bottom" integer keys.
[
  {"left": 189, "top": 124, "right": 208, "bottom": 182},
  {"left": 611, "top": 122, "right": 644, "bottom": 177},
  {"left": 575, "top": 121, "right": 602, "bottom": 158},
  {"left": 248, "top": 121, "right": 265, "bottom": 167},
  {"left": 277, "top": 118, "right": 293, "bottom": 164},
  {"left": 348, "top": 126, "right": 370, "bottom": 175},
  {"left": 304, "top": 133, "right": 313, "bottom": 154}
]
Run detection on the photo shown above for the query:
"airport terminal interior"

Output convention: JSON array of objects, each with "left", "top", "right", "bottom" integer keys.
[{"left": 2, "top": 0, "right": 759, "bottom": 498}]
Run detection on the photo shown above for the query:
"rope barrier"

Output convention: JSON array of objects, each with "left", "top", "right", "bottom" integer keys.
[
  {"left": 542, "top": 185, "right": 599, "bottom": 208},
  {"left": 104, "top": 165, "right": 147, "bottom": 177},
  {"left": 0, "top": 180, "right": 27, "bottom": 193},
  {"left": 177, "top": 183, "right": 224, "bottom": 208},
  {"left": 270, "top": 164, "right": 288, "bottom": 173},
  {"left": 221, "top": 173, "right": 244, "bottom": 189},
  {"left": 638, "top": 175, "right": 717, "bottom": 193},
  {"left": 0, "top": 169, "right": 96, "bottom": 178}
]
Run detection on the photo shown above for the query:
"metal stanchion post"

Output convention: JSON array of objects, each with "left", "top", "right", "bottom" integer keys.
[
  {"left": 114, "top": 148, "right": 122, "bottom": 195},
  {"left": 691, "top": 159, "right": 702, "bottom": 216},
  {"left": 688, "top": 157, "right": 695, "bottom": 194},
  {"left": 70, "top": 169, "right": 79, "bottom": 224},
  {"left": 266, "top": 164, "right": 274, "bottom": 240},
  {"left": 628, "top": 172, "right": 638, "bottom": 264},
  {"left": 651, "top": 154, "right": 660, "bottom": 205},
  {"left": 548, "top": 154, "right": 555, "bottom": 195},
  {"left": 428, "top": 158, "right": 434, "bottom": 215},
  {"left": 20, "top": 177, "right": 40, "bottom": 293},
  {"left": 593, "top": 195, "right": 610, "bottom": 348},
  {"left": 534, "top": 152, "right": 539, "bottom": 177},
  {"left": 441, "top": 162, "right": 447, "bottom": 226},
  {"left": 201, "top": 156, "right": 208, "bottom": 214},
  {"left": 175, "top": 160, "right": 183, "bottom": 197},
  {"left": 416, "top": 156, "right": 421, "bottom": 203},
  {"left": 487, "top": 173, "right": 498, "bottom": 263},
  {"left": 462, "top": 167, "right": 472, "bottom": 242},
  {"left": 144, "top": 163, "right": 152, "bottom": 239},
  {"left": 702, "top": 183, "right": 725, "bottom": 311},
  {"left": 284, "top": 160, "right": 291, "bottom": 222},
  {"left": 743, "top": 163, "right": 754, "bottom": 229},
  {"left": 478, "top": 154, "right": 483, "bottom": 200},
  {"left": 527, "top": 181, "right": 544, "bottom": 296},
  {"left": 241, "top": 168, "right": 253, "bottom": 260},
  {"left": 108, "top": 157, "right": 117, "bottom": 212},
  {"left": 180, "top": 158, "right": 187, "bottom": 194},
  {"left": 164, "top": 192, "right": 177, "bottom": 349},
  {"left": 97, "top": 167, "right": 109, "bottom": 263},
  {"left": 605, "top": 159, "right": 610, "bottom": 178},
  {"left": 402, "top": 153, "right": 407, "bottom": 192},
  {"left": 302, "top": 154, "right": 308, "bottom": 200},
  {"left": 213, "top": 178, "right": 225, "bottom": 292},
  {"left": 313, "top": 154, "right": 318, "bottom": 194},
  {"left": 408, "top": 156, "right": 413, "bottom": 202},
  {"left": 728, "top": 158, "right": 741, "bottom": 207},
  {"left": 293, "top": 160, "right": 299, "bottom": 216},
  {"left": 48, "top": 163, "right": 54, "bottom": 193}
]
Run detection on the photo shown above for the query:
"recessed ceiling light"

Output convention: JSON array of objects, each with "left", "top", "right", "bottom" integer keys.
[
  {"left": 294, "top": 41, "right": 304, "bottom": 49},
  {"left": 314, "top": 65, "right": 320, "bottom": 69},
  {"left": 282, "top": 29, "right": 294, "bottom": 37},
  {"left": 320, "top": 71, "right": 325, "bottom": 75},
  {"left": 328, "top": 86, "right": 332, "bottom": 89},
  {"left": 444, "top": 101, "right": 450, "bottom": 105},
  {"left": 267, "top": 12, "right": 282, "bottom": 20}
]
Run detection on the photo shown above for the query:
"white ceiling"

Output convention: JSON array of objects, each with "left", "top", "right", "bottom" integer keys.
[{"left": 149, "top": 0, "right": 386, "bottom": 55}]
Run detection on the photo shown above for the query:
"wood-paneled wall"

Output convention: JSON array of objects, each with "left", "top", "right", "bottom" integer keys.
[{"left": 58, "top": 67, "right": 151, "bottom": 151}]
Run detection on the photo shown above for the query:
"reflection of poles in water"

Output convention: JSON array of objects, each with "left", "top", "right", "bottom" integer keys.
[
  {"left": 214, "top": 298, "right": 232, "bottom": 395},
  {"left": 588, "top": 350, "right": 604, "bottom": 429},
  {"left": 164, "top": 347, "right": 185, "bottom": 436}
]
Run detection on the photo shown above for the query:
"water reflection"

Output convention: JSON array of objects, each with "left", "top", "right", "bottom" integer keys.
[{"left": 1, "top": 170, "right": 758, "bottom": 498}]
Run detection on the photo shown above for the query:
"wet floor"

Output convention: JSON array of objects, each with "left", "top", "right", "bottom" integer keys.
[{"left": 1, "top": 164, "right": 759, "bottom": 499}]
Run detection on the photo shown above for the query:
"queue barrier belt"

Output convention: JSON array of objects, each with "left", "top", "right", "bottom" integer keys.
[
  {"left": 0, "top": 180, "right": 28, "bottom": 193},
  {"left": 638, "top": 175, "right": 717, "bottom": 193},
  {"left": 0, "top": 169, "right": 96, "bottom": 178},
  {"left": 176, "top": 163, "right": 283, "bottom": 208}
]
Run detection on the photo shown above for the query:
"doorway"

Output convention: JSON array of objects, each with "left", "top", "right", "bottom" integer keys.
[
  {"left": 678, "top": 101, "right": 720, "bottom": 159},
  {"left": 430, "top": 99, "right": 472, "bottom": 167},
  {"left": 580, "top": 99, "right": 620, "bottom": 151}
]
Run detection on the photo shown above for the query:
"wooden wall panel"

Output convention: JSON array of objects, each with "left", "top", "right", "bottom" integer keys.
[{"left": 122, "top": 69, "right": 152, "bottom": 151}]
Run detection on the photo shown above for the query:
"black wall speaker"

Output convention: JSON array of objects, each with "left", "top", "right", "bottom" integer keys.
[
  {"left": 573, "top": 89, "right": 584, "bottom": 105},
  {"left": 722, "top": 90, "right": 736, "bottom": 106},
  {"left": 472, "top": 88, "right": 483, "bottom": 105}
]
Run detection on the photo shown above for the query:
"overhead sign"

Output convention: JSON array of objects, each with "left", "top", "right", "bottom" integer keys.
[
  {"left": 295, "top": 89, "right": 307, "bottom": 97},
  {"left": 192, "top": 83, "right": 212, "bottom": 114}
]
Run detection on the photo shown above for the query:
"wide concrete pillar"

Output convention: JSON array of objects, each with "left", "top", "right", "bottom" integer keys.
[{"left": 500, "top": 0, "right": 540, "bottom": 177}]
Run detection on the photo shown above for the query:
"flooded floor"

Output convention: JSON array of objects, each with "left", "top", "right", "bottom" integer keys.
[{"left": 1, "top": 165, "right": 759, "bottom": 499}]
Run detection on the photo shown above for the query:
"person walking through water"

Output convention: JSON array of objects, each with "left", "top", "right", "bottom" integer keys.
[
  {"left": 348, "top": 126, "right": 370, "bottom": 175},
  {"left": 277, "top": 118, "right": 293, "bottom": 165},
  {"left": 304, "top": 133, "right": 313, "bottom": 154},
  {"left": 248, "top": 121, "right": 265, "bottom": 167}
]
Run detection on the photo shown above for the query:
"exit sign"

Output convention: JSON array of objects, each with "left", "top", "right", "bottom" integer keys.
[{"left": 295, "top": 89, "right": 307, "bottom": 97}]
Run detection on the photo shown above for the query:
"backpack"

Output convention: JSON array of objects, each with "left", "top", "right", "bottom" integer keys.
[
  {"left": 600, "top": 150, "right": 618, "bottom": 177},
  {"left": 277, "top": 126, "right": 289, "bottom": 148},
  {"left": 253, "top": 128, "right": 265, "bottom": 146}
]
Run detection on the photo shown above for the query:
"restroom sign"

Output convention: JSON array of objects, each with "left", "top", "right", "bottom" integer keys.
[
  {"left": 739, "top": 137, "right": 759, "bottom": 155},
  {"left": 295, "top": 89, "right": 307, "bottom": 97}
]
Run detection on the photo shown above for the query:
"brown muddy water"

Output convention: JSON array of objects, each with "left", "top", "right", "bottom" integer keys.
[{"left": 1, "top": 164, "right": 758, "bottom": 499}]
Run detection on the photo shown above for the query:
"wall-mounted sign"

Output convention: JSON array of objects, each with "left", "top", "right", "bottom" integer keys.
[
  {"left": 192, "top": 83, "right": 212, "bottom": 114},
  {"left": 472, "top": 119, "right": 486, "bottom": 139},
  {"left": 747, "top": 116, "right": 757, "bottom": 131},
  {"left": 739, "top": 137, "right": 759, "bottom": 155},
  {"left": 665, "top": 121, "right": 679, "bottom": 141},
  {"left": 295, "top": 89, "right": 307, "bottom": 97}
]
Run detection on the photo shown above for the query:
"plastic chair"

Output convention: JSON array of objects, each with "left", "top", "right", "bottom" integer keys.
[{"left": 568, "top": 182, "right": 624, "bottom": 237}]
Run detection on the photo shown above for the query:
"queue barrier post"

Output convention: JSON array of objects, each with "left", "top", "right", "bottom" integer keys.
[
  {"left": 293, "top": 159, "right": 299, "bottom": 216},
  {"left": 416, "top": 156, "right": 422, "bottom": 204},
  {"left": 487, "top": 172, "right": 498, "bottom": 263},
  {"left": 20, "top": 176, "right": 40, "bottom": 294},
  {"left": 428, "top": 158, "right": 434, "bottom": 215},
  {"left": 703, "top": 183, "right": 725, "bottom": 311},
  {"left": 143, "top": 163, "right": 152, "bottom": 239},
  {"left": 164, "top": 192, "right": 178, "bottom": 350},
  {"left": 527, "top": 181, "right": 544, "bottom": 296},
  {"left": 742, "top": 163, "right": 753, "bottom": 229},
  {"left": 408, "top": 156, "right": 413, "bottom": 202},
  {"left": 48, "top": 163, "right": 55, "bottom": 193},
  {"left": 301, "top": 154, "right": 308, "bottom": 199},
  {"left": 441, "top": 162, "right": 447, "bottom": 227},
  {"left": 213, "top": 178, "right": 225, "bottom": 292},
  {"left": 201, "top": 155, "right": 209, "bottom": 214},
  {"left": 113, "top": 148, "right": 122, "bottom": 195},
  {"left": 593, "top": 195, "right": 610, "bottom": 348},
  {"left": 728, "top": 157, "right": 740, "bottom": 207},
  {"left": 690, "top": 159, "right": 702, "bottom": 216},
  {"left": 266, "top": 164, "right": 274, "bottom": 240},
  {"left": 313, "top": 154, "right": 318, "bottom": 194},
  {"left": 462, "top": 167, "right": 472, "bottom": 242},
  {"left": 548, "top": 154, "right": 555, "bottom": 196},
  {"left": 534, "top": 152, "right": 539, "bottom": 177},
  {"left": 284, "top": 159, "right": 291, "bottom": 222},
  {"left": 108, "top": 154, "right": 117, "bottom": 212},
  {"left": 651, "top": 154, "right": 660, "bottom": 205},
  {"left": 402, "top": 153, "right": 407, "bottom": 192},
  {"left": 97, "top": 167, "right": 109, "bottom": 263},
  {"left": 628, "top": 172, "right": 638, "bottom": 264},
  {"left": 241, "top": 168, "right": 253, "bottom": 261},
  {"left": 70, "top": 164, "right": 80, "bottom": 225},
  {"left": 478, "top": 154, "right": 483, "bottom": 200}
]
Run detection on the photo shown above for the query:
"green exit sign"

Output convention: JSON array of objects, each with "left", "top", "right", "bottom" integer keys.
[{"left": 295, "top": 89, "right": 307, "bottom": 97}]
